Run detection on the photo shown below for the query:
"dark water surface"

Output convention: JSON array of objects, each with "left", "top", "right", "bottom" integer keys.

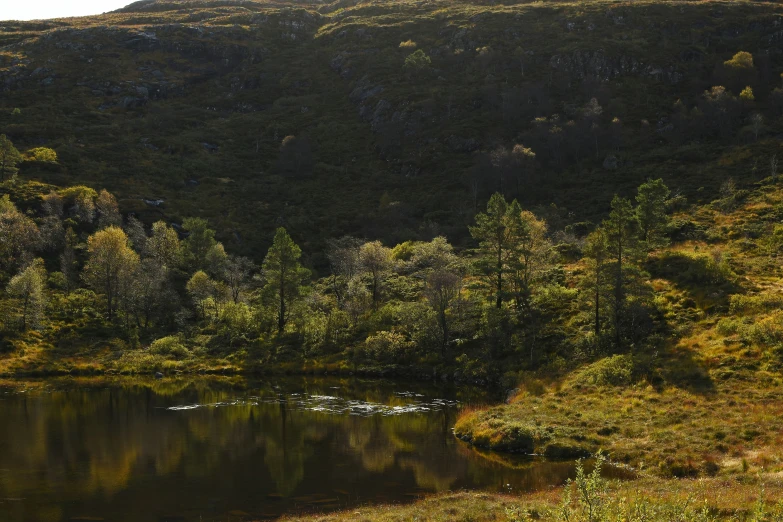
[{"left": 0, "top": 377, "right": 622, "bottom": 521}]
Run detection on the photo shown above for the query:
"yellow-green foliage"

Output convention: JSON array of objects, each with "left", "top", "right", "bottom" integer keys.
[
  {"left": 569, "top": 355, "right": 634, "bottom": 388},
  {"left": 454, "top": 408, "right": 543, "bottom": 453},
  {"left": 149, "top": 336, "right": 190, "bottom": 358},
  {"left": 361, "top": 330, "right": 414, "bottom": 363},
  {"left": 724, "top": 51, "right": 754, "bottom": 70},
  {"left": 24, "top": 147, "right": 57, "bottom": 163},
  {"left": 729, "top": 293, "right": 783, "bottom": 315}
]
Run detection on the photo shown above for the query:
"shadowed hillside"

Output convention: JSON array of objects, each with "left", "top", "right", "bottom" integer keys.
[{"left": 2, "top": 0, "right": 783, "bottom": 264}]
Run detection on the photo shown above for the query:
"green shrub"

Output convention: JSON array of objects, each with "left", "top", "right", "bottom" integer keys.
[
  {"left": 729, "top": 293, "right": 783, "bottom": 315},
  {"left": 361, "top": 330, "right": 414, "bottom": 363},
  {"left": 453, "top": 410, "right": 541, "bottom": 453},
  {"left": 149, "top": 336, "right": 190, "bottom": 359},
  {"left": 716, "top": 318, "right": 741, "bottom": 336},
  {"left": 571, "top": 355, "right": 634, "bottom": 387},
  {"left": 404, "top": 49, "right": 431, "bottom": 70},
  {"left": 744, "top": 312, "right": 783, "bottom": 347}
]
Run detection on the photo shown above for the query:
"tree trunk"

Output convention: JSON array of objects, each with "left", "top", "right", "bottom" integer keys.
[
  {"left": 496, "top": 247, "right": 503, "bottom": 309},
  {"left": 594, "top": 282, "right": 600, "bottom": 336},
  {"left": 440, "top": 311, "right": 448, "bottom": 356},
  {"left": 614, "top": 236, "right": 623, "bottom": 347}
]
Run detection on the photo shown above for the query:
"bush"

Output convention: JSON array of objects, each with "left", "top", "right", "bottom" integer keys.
[
  {"left": 729, "top": 293, "right": 783, "bottom": 315},
  {"left": 454, "top": 409, "right": 541, "bottom": 453},
  {"left": 744, "top": 312, "right": 783, "bottom": 347},
  {"left": 149, "top": 336, "right": 190, "bottom": 359},
  {"left": 571, "top": 355, "right": 634, "bottom": 387},
  {"left": 716, "top": 317, "right": 741, "bottom": 336},
  {"left": 361, "top": 330, "right": 414, "bottom": 364},
  {"left": 404, "top": 49, "right": 431, "bottom": 70}
]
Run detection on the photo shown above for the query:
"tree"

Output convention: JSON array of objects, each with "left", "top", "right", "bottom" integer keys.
[
  {"left": 60, "top": 227, "right": 79, "bottom": 293},
  {"left": 147, "top": 221, "right": 181, "bottom": 268},
  {"left": 0, "top": 134, "right": 22, "bottom": 181},
  {"left": 95, "top": 190, "right": 122, "bottom": 230},
  {"left": 25, "top": 147, "right": 57, "bottom": 163},
  {"left": 326, "top": 236, "right": 363, "bottom": 306},
  {"left": 470, "top": 193, "right": 521, "bottom": 309},
  {"left": 262, "top": 228, "right": 310, "bottom": 333},
  {"left": 223, "top": 255, "right": 254, "bottom": 303},
  {"left": 218, "top": 302, "right": 254, "bottom": 348},
  {"left": 510, "top": 210, "right": 554, "bottom": 312},
  {"left": 510, "top": 144, "right": 536, "bottom": 197},
  {"left": 187, "top": 270, "right": 219, "bottom": 319},
  {"left": 205, "top": 241, "right": 228, "bottom": 277},
  {"left": 61, "top": 186, "right": 97, "bottom": 224},
  {"left": 724, "top": 51, "right": 753, "bottom": 70},
  {"left": 604, "top": 196, "right": 637, "bottom": 347},
  {"left": 359, "top": 241, "right": 393, "bottom": 307},
  {"left": 636, "top": 178, "right": 670, "bottom": 250},
  {"left": 750, "top": 113, "right": 764, "bottom": 141},
  {"left": 182, "top": 218, "right": 217, "bottom": 270},
  {"left": 701, "top": 86, "right": 739, "bottom": 139},
  {"left": 7, "top": 259, "right": 46, "bottom": 331},
  {"left": 722, "top": 52, "right": 757, "bottom": 93},
  {"left": 583, "top": 229, "right": 610, "bottom": 337},
  {"left": 41, "top": 192, "right": 63, "bottom": 218},
  {"left": 129, "top": 258, "right": 169, "bottom": 328},
  {"left": 124, "top": 215, "right": 148, "bottom": 255},
  {"left": 406, "top": 236, "right": 456, "bottom": 274},
  {"left": 582, "top": 98, "right": 603, "bottom": 156},
  {"left": 83, "top": 226, "right": 139, "bottom": 321},
  {"left": 0, "top": 195, "right": 40, "bottom": 272},
  {"left": 404, "top": 49, "right": 431, "bottom": 72},
  {"left": 424, "top": 269, "right": 461, "bottom": 355}
]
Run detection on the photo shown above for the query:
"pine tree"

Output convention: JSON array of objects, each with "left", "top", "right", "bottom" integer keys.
[
  {"left": 636, "top": 178, "right": 670, "bottom": 250},
  {"left": 262, "top": 228, "right": 310, "bottom": 333},
  {"left": 470, "top": 193, "right": 513, "bottom": 309},
  {"left": 0, "top": 134, "right": 22, "bottom": 181},
  {"left": 583, "top": 229, "right": 610, "bottom": 337},
  {"left": 604, "top": 196, "right": 637, "bottom": 347}
]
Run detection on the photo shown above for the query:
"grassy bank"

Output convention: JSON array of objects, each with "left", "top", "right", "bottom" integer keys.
[
  {"left": 281, "top": 474, "right": 783, "bottom": 521},
  {"left": 455, "top": 375, "right": 783, "bottom": 479}
]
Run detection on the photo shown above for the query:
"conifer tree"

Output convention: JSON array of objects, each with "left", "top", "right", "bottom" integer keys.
[
  {"left": 0, "top": 134, "right": 22, "bottom": 181},
  {"left": 636, "top": 178, "right": 670, "bottom": 250},
  {"left": 604, "top": 196, "right": 637, "bottom": 346},
  {"left": 262, "top": 227, "right": 310, "bottom": 333}
]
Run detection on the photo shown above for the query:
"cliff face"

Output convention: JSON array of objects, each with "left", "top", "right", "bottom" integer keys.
[{"left": 1, "top": 0, "right": 782, "bottom": 257}]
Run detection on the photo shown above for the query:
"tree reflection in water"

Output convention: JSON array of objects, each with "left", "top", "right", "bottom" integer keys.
[{"left": 0, "top": 377, "right": 623, "bottom": 521}]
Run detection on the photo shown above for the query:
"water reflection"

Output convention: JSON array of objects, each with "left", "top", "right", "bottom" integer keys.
[{"left": 0, "top": 377, "right": 618, "bottom": 521}]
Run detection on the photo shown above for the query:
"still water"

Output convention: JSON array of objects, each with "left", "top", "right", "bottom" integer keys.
[{"left": 0, "top": 377, "right": 615, "bottom": 521}]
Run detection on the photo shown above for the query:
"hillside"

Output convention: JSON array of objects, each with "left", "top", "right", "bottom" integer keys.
[{"left": 2, "top": 0, "right": 783, "bottom": 264}]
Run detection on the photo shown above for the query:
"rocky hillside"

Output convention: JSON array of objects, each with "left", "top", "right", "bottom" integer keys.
[{"left": 1, "top": 0, "right": 782, "bottom": 265}]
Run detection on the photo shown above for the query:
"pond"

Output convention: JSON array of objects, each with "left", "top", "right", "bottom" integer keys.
[{"left": 0, "top": 376, "right": 627, "bottom": 521}]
